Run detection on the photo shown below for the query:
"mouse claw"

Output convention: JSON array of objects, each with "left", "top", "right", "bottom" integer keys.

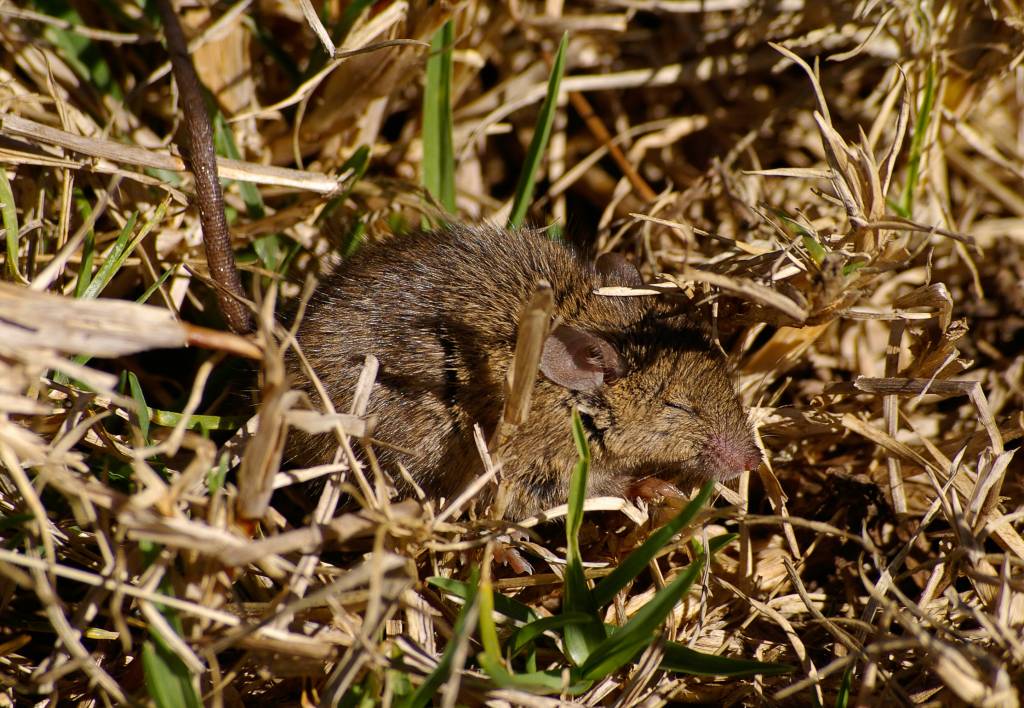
[{"left": 494, "top": 542, "right": 534, "bottom": 574}]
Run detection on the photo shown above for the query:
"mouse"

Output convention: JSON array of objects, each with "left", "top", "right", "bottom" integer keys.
[
  {"left": 286, "top": 223, "right": 761, "bottom": 521},
  {"left": 152, "top": 2, "right": 758, "bottom": 521}
]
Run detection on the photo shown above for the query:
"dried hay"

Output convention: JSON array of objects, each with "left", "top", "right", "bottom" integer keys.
[{"left": 0, "top": 1, "right": 1022, "bottom": 705}]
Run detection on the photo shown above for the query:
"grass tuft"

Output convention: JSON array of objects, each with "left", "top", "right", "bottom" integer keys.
[{"left": 0, "top": 2, "right": 1022, "bottom": 704}]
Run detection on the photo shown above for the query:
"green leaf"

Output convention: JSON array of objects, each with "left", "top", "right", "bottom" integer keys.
[
  {"left": 252, "top": 233, "right": 283, "bottom": 273},
  {"left": 317, "top": 145, "right": 372, "bottom": 257},
  {"left": 149, "top": 408, "right": 247, "bottom": 432},
  {"left": 402, "top": 569, "right": 480, "bottom": 708},
  {"left": 82, "top": 200, "right": 168, "bottom": 299},
  {"left": 508, "top": 612, "right": 594, "bottom": 656},
  {"left": 592, "top": 480, "right": 715, "bottom": 609},
  {"left": 208, "top": 452, "right": 229, "bottom": 494},
  {"left": 137, "top": 264, "right": 179, "bottom": 305},
  {"left": 341, "top": 219, "right": 367, "bottom": 258},
  {"left": 35, "top": 0, "right": 122, "bottom": 99},
  {"left": 562, "top": 408, "right": 606, "bottom": 667},
  {"left": 579, "top": 550, "right": 706, "bottom": 680},
  {"left": 0, "top": 166, "right": 24, "bottom": 283},
  {"left": 802, "top": 233, "right": 827, "bottom": 266},
  {"left": 80, "top": 209, "right": 137, "bottom": 298},
  {"left": 387, "top": 663, "right": 414, "bottom": 702},
  {"left": 244, "top": 14, "right": 301, "bottom": 83},
  {"left": 57, "top": 267, "right": 183, "bottom": 386},
  {"left": 72, "top": 191, "right": 97, "bottom": 297},
  {"left": 507, "top": 32, "right": 569, "bottom": 229},
  {"left": 842, "top": 260, "right": 866, "bottom": 277},
  {"left": 660, "top": 642, "right": 794, "bottom": 677},
  {"left": 338, "top": 672, "right": 380, "bottom": 708},
  {"left": 897, "top": 62, "right": 936, "bottom": 218},
  {"left": 214, "top": 111, "right": 264, "bottom": 218},
  {"left": 427, "top": 576, "right": 539, "bottom": 624},
  {"left": 337, "top": 145, "right": 372, "bottom": 203},
  {"left": 422, "top": 20, "right": 456, "bottom": 215},
  {"left": 127, "top": 372, "right": 150, "bottom": 443},
  {"left": 836, "top": 663, "right": 853, "bottom": 707},
  {"left": 0, "top": 513, "right": 34, "bottom": 532},
  {"left": 478, "top": 653, "right": 592, "bottom": 695},
  {"left": 211, "top": 107, "right": 291, "bottom": 274},
  {"left": 333, "top": 0, "right": 375, "bottom": 44},
  {"left": 478, "top": 575, "right": 502, "bottom": 661},
  {"left": 142, "top": 640, "right": 201, "bottom": 708},
  {"left": 142, "top": 611, "right": 202, "bottom": 708}
]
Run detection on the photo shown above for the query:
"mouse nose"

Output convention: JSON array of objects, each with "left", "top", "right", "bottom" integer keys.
[{"left": 708, "top": 433, "right": 761, "bottom": 479}]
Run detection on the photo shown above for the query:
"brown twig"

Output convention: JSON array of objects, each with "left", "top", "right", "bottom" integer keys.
[{"left": 156, "top": 0, "right": 253, "bottom": 334}]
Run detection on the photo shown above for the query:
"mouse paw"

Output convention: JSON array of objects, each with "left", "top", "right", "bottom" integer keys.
[
  {"left": 628, "top": 477, "right": 687, "bottom": 503},
  {"left": 493, "top": 535, "right": 534, "bottom": 575},
  {"left": 494, "top": 543, "right": 533, "bottom": 575}
]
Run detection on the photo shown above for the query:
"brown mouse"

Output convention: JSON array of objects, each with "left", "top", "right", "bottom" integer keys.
[
  {"left": 288, "top": 224, "right": 760, "bottom": 521},
  {"left": 151, "top": 4, "right": 757, "bottom": 521}
]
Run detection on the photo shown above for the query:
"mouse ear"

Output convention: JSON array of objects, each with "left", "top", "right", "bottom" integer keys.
[
  {"left": 596, "top": 253, "right": 643, "bottom": 288},
  {"left": 540, "top": 325, "right": 624, "bottom": 392}
]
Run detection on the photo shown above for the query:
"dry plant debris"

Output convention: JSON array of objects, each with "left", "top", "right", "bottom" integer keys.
[{"left": 1, "top": 1, "right": 1023, "bottom": 705}]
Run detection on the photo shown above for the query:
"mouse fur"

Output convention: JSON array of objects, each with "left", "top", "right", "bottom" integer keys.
[{"left": 287, "top": 224, "right": 760, "bottom": 520}]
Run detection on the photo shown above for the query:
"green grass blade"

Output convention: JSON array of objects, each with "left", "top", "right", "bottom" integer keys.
[
  {"left": 213, "top": 109, "right": 264, "bottom": 219},
  {"left": 319, "top": 145, "right": 372, "bottom": 223},
  {"left": 138, "top": 264, "right": 179, "bottom": 305},
  {"left": 704, "top": 533, "right": 739, "bottom": 556},
  {"left": 660, "top": 642, "right": 794, "bottom": 677},
  {"left": 244, "top": 14, "right": 301, "bottom": 83},
  {"left": 80, "top": 211, "right": 138, "bottom": 298},
  {"left": 142, "top": 640, "right": 202, "bottom": 708},
  {"left": 507, "top": 32, "right": 568, "bottom": 229},
  {"left": 208, "top": 452, "right": 229, "bottom": 494},
  {"left": 338, "top": 145, "right": 372, "bottom": 202},
  {"left": 0, "top": 166, "right": 24, "bottom": 283},
  {"left": 562, "top": 408, "right": 606, "bottom": 666},
  {"left": 801, "top": 234, "right": 827, "bottom": 266},
  {"left": 427, "top": 576, "right": 539, "bottom": 624},
  {"left": 34, "top": 0, "right": 122, "bottom": 99},
  {"left": 142, "top": 598, "right": 201, "bottom": 708},
  {"left": 341, "top": 219, "right": 367, "bottom": 258},
  {"left": 402, "top": 569, "right": 480, "bottom": 708},
  {"left": 567, "top": 408, "right": 590, "bottom": 549},
  {"left": 81, "top": 199, "right": 167, "bottom": 299},
  {"left": 148, "top": 408, "right": 246, "bottom": 432},
  {"left": 896, "top": 62, "right": 935, "bottom": 218},
  {"left": 422, "top": 20, "right": 456, "bottom": 214},
  {"left": 317, "top": 145, "right": 372, "bottom": 257},
  {"left": 509, "top": 612, "right": 594, "bottom": 656},
  {"left": 591, "top": 480, "right": 715, "bottom": 609},
  {"left": 211, "top": 105, "right": 291, "bottom": 274},
  {"left": 478, "top": 574, "right": 502, "bottom": 661},
  {"left": 836, "top": 663, "right": 853, "bottom": 707},
  {"left": 127, "top": 372, "right": 150, "bottom": 443},
  {"left": 579, "top": 551, "right": 706, "bottom": 680},
  {"left": 333, "top": 0, "right": 375, "bottom": 44},
  {"left": 72, "top": 191, "right": 97, "bottom": 297},
  {"left": 478, "top": 653, "right": 592, "bottom": 695}
]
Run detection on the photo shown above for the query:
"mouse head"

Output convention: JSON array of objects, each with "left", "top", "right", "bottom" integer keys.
[{"left": 539, "top": 256, "right": 760, "bottom": 482}]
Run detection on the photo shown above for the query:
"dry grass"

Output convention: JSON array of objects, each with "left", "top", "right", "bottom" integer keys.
[{"left": 1, "top": 1, "right": 1023, "bottom": 705}]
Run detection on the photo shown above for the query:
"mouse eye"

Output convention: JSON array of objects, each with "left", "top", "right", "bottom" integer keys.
[{"left": 666, "top": 401, "right": 697, "bottom": 416}]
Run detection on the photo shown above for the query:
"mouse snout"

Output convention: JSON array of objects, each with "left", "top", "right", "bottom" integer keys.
[{"left": 706, "top": 432, "right": 761, "bottom": 479}]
